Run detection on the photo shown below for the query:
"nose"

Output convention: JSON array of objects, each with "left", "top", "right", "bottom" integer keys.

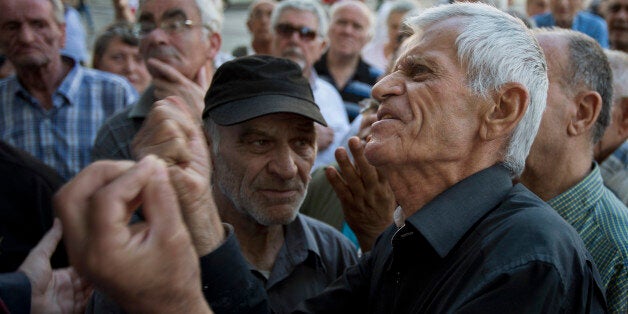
[
  {"left": 142, "top": 27, "right": 170, "bottom": 45},
  {"left": 17, "top": 25, "right": 35, "bottom": 43},
  {"left": 267, "top": 144, "right": 298, "bottom": 180},
  {"left": 371, "top": 72, "right": 405, "bottom": 102}
]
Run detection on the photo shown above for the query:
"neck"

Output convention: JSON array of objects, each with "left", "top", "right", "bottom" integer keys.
[
  {"left": 16, "top": 57, "right": 71, "bottom": 110},
  {"left": 383, "top": 155, "right": 499, "bottom": 219},
  {"left": 327, "top": 50, "right": 360, "bottom": 89},
  {"left": 215, "top": 193, "right": 284, "bottom": 272},
  {"left": 251, "top": 38, "right": 272, "bottom": 55},
  {"left": 521, "top": 141, "right": 593, "bottom": 201}
]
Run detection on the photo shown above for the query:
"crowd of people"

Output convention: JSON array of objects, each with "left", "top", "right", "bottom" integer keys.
[{"left": 0, "top": 0, "right": 627, "bottom": 313}]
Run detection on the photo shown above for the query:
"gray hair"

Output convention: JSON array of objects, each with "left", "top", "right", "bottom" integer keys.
[
  {"left": 50, "top": 0, "right": 65, "bottom": 23},
  {"left": 388, "top": 0, "right": 419, "bottom": 21},
  {"left": 138, "top": 0, "right": 223, "bottom": 33},
  {"left": 536, "top": 28, "right": 612, "bottom": 144},
  {"left": 270, "top": 0, "right": 328, "bottom": 39},
  {"left": 203, "top": 118, "right": 221, "bottom": 155},
  {"left": 408, "top": 2, "right": 549, "bottom": 177},
  {"left": 605, "top": 49, "right": 628, "bottom": 103},
  {"left": 329, "top": 0, "right": 375, "bottom": 38},
  {"left": 92, "top": 22, "right": 140, "bottom": 69}
]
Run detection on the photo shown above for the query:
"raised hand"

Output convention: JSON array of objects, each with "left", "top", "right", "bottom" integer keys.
[
  {"left": 131, "top": 96, "right": 224, "bottom": 256},
  {"left": 326, "top": 137, "right": 396, "bottom": 251},
  {"left": 54, "top": 157, "right": 213, "bottom": 313}
]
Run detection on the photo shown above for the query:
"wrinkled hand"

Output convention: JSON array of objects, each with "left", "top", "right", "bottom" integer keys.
[
  {"left": 54, "top": 157, "right": 212, "bottom": 314},
  {"left": 326, "top": 137, "right": 396, "bottom": 251},
  {"left": 18, "top": 219, "right": 92, "bottom": 314},
  {"left": 316, "top": 124, "right": 334, "bottom": 151},
  {"left": 131, "top": 96, "right": 224, "bottom": 256},
  {"left": 148, "top": 58, "right": 211, "bottom": 117}
]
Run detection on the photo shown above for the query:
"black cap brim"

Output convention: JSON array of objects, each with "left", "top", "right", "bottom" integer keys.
[{"left": 207, "top": 94, "right": 328, "bottom": 126}]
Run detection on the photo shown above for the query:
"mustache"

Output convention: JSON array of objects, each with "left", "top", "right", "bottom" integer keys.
[
  {"left": 281, "top": 46, "right": 305, "bottom": 59},
  {"left": 146, "top": 46, "right": 180, "bottom": 59}
]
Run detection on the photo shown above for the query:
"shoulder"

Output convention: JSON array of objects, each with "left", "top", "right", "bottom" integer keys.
[
  {"left": 297, "top": 214, "right": 358, "bottom": 256},
  {"left": 578, "top": 11, "right": 607, "bottom": 24},
  {"left": 314, "top": 78, "right": 343, "bottom": 104},
  {"left": 479, "top": 185, "right": 592, "bottom": 270},
  {"left": 81, "top": 67, "right": 130, "bottom": 88},
  {"left": 591, "top": 190, "right": 628, "bottom": 255},
  {"left": 532, "top": 12, "right": 553, "bottom": 25}
]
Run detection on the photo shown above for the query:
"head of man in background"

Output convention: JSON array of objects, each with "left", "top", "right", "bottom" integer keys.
[
  {"left": 91, "top": 0, "right": 224, "bottom": 161},
  {"left": 603, "top": 0, "right": 628, "bottom": 51},
  {"left": 247, "top": 0, "right": 277, "bottom": 55},
  {"left": 270, "top": 0, "right": 327, "bottom": 79}
]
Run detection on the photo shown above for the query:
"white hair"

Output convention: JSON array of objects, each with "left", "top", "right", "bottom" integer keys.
[
  {"left": 329, "top": 0, "right": 375, "bottom": 38},
  {"left": 138, "top": 0, "right": 223, "bottom": 33},
  {"left": 408, "top": 2, "right": 549, "bottom": 177},
  {"left": 270, "top": 0, "right": 329, "bottom": 39},
  {"left": 50, "top": 0, "right": 65, "bottom": 23}
]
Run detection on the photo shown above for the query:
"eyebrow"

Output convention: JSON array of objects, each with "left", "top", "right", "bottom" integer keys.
[{"left": 395, "top": 55, "right": 441, "bottom": 74}]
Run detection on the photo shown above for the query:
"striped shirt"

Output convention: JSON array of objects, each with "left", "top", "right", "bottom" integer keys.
[
  {"left": 548, "top": 163, "right": 628, "bottom": 313},
  {"left": 0, "top": 59, "right": 137, "bottom": 180}
]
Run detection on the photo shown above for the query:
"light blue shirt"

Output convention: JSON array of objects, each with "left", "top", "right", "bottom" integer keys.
[
  {"left": 0, "top": 58, "right": 137, "bottom": 180},
  {"left": 533, "top": 11, "right": 610, "bottom": 48}
]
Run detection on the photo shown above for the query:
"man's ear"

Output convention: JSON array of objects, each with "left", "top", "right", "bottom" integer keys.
[
  {"left": 480, "top": 82, "right": 529, "bottom": 141},
  {"left": 206, "top": 32, "right": 222, "bottom": 61},
  {"left": 567, "top": 91, "right": 602, "bottom": 137},
  {"left": 617, "top": 97, "right": 628, "bottom": 139}
]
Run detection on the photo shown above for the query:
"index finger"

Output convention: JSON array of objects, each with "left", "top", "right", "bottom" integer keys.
[
  {"left": 54, "top": 160, "right": 135, "bottom": 267},
  {"left": 147, "top": 58, "right": 190, "bottom": 84}
]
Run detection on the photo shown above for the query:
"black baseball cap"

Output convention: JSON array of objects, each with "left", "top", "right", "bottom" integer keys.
[{"left": 202, "top": 55, "right": 327, "bottom": 126}]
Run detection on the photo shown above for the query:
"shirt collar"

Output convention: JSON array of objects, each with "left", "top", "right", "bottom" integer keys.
[
  {"left": 405, "top": 164, "right": 513, "bottom": 258},
  {"left": 55, "top": 56, "right": 82, "bottom": 107},
  {"left": 547, "top": 162, "right": 604, "bottom": 220},
  {"left": 13, "top": 56, "right": 80, "bottom": 107},
  {"left": 128, "top": 85, "right": 156, "bottom": 119}
]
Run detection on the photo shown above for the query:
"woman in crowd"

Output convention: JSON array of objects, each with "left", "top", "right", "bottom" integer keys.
[{"left": 92, "top": 22, "right": 151, "bottom": 94}]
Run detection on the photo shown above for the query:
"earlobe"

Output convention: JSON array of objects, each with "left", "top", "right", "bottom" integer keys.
[
  {"left": 568, "top": 91, "right": 601, "bottom": 137},
  {"left": 481, "top": 83, "right": 528, "bottom": 141}
]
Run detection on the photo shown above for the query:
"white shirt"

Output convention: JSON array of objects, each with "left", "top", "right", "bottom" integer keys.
[{"left": 311, "top": 72, "right": 350, "bottom": 171}]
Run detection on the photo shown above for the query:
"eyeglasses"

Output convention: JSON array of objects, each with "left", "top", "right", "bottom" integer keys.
[
  {"left": 275, "top": 23, "right": 318, "bottom": 41},
  {"left": 133, "top": 17, "right": 207, "bottom": 37}
]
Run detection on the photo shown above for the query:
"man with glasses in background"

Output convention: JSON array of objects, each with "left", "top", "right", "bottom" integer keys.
[
  {"left": 0, "top": 0, "right": 137, "bottom": 181},
  {"left": 271, "top": 0, "right": 350, "bottom": 171},
  {"left": 91, "top": 0, "right": 222, "bottom": 161}
]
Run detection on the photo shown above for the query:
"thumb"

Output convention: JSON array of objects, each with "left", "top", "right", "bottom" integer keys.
[
  {"left": 195, "top": 65, "right": 210, "bottom": 92},
  {"left": 32, "top": 218, "right": 63, "bottom": 260}
]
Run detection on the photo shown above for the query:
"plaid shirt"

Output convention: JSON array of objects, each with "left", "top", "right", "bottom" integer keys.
[
  {"left": 0, "top": 60, "right": 137, "bottom": 180},
  {"left": 548, "top": 163, "right": 628, "bottom": 313}
]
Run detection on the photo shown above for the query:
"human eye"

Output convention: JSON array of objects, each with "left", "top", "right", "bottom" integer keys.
[
  {"left": 136, "top": 21, "right": 155, "bottom": 35},
  {"left": 1, "top": 22, "right": 19, "bottom": 32},
  {"left": 246, "top": 136, "right": 273, "bottom": 153}
]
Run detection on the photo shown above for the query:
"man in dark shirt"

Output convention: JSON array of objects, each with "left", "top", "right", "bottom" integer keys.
[
  {"left": 313, "top": 1, "right": 382, "bottom": 121},
  {"left": 54, "top": 3, "right": 607, "bottom": 313}
]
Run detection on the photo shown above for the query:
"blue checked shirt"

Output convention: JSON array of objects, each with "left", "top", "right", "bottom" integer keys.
[
  {"left": 548, "top": 163, "right": 628, "bottom": 313},
  {"left": 0, "top": 59, "right": 137, "bottom": 180}
]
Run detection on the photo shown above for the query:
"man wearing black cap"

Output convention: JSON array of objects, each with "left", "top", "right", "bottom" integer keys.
[{"left": 86, "top": 55, "right": 357, "bottom": 314}]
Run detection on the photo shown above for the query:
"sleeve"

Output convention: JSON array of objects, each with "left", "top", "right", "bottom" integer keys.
[
  {"left": 200, "top": 225, "right": 270, "bottom": 314},
  {"left": 0, "top": 272, "right": 31, "bottom": 314}
]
